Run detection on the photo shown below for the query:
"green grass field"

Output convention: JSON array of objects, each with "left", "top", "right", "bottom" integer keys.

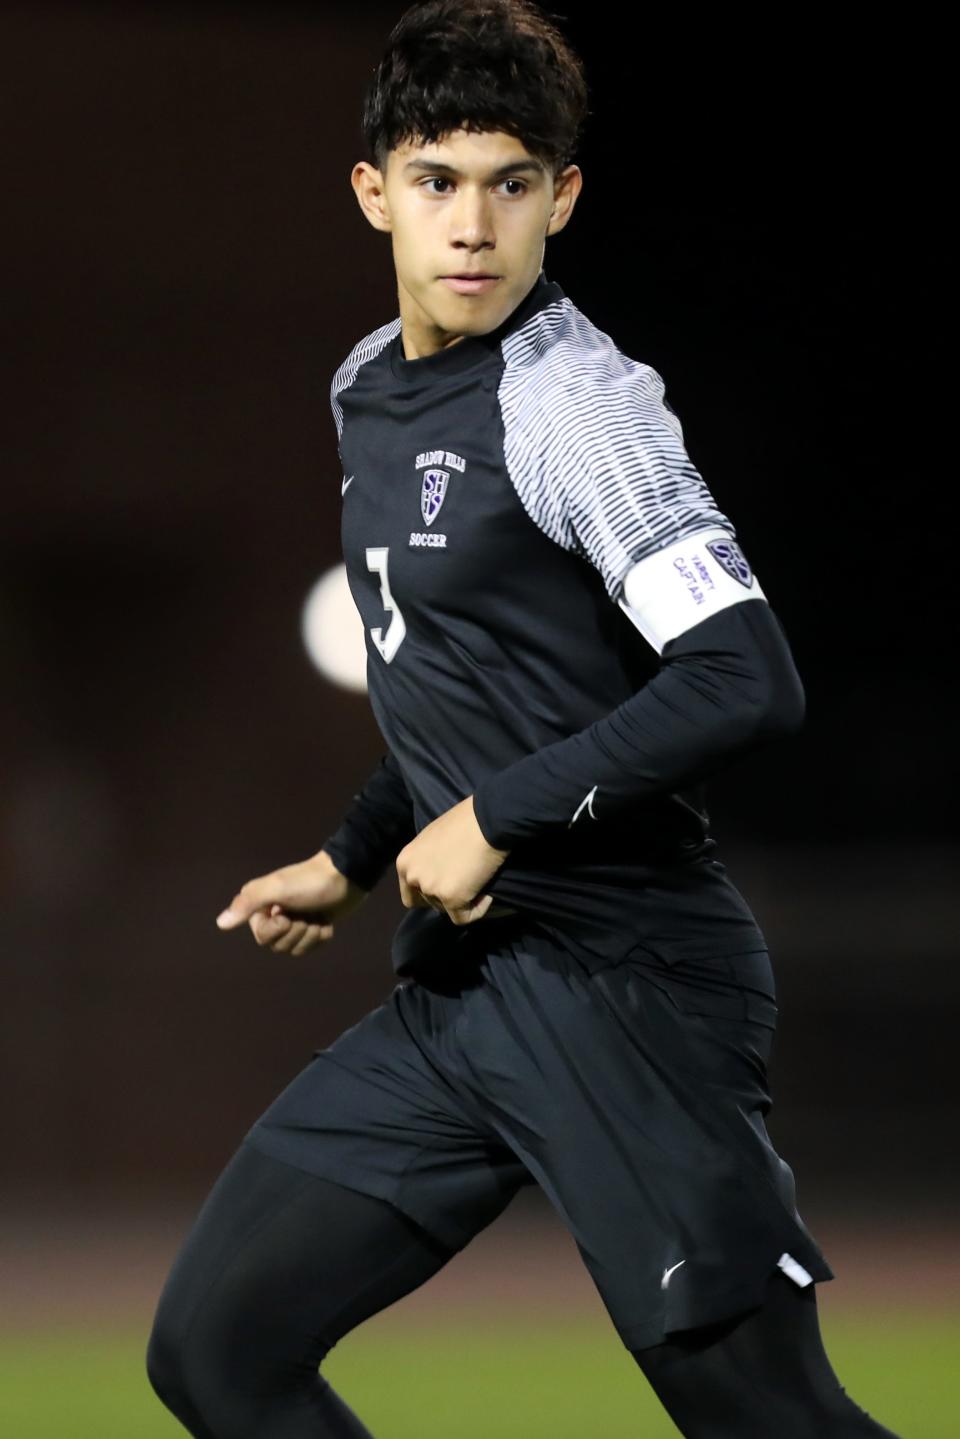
[{"left": 0, "top": 1310, "right": 955, "bottom": 1437}]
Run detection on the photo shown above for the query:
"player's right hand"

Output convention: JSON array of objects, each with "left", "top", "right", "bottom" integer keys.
[{"left": 214, "top": 849, "right": 368, "bottom": 956}]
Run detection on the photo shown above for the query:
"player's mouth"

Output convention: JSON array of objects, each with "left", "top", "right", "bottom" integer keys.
[{"left": 440, "top": 273, "right": 501, "bottom": 295}]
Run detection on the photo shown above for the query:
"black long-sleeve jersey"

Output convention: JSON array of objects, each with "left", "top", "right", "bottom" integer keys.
[{"left": 322, "top": 270, "right": 801, "bottom": 974}]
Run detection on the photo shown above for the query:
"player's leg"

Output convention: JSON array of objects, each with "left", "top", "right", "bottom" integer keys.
[
  {"left": 148, "top": 964, "right": 529, "bottom": 1438},
  {"left": 446, "top": 924, "right": 900, "bottom": 1436},
  {"left": 146, "top": 1139, "right": 464, "bottom": 1439},
  {"left": 631, "top": 1265, "right": 902, "bottom": 1438}
]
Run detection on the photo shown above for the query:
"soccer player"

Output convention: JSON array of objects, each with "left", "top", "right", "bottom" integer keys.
[{"left": 147, "top": 3, "right": 902, "bottom": 1436}]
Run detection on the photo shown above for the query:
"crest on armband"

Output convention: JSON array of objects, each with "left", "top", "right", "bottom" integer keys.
[{"left": 706, "top": 537, "right": 753, "bottom": 588}]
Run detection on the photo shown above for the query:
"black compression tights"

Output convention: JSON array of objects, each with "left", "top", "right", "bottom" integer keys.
[{"left": 147, "top": 1142, "right": 900, "bottom": 1439}]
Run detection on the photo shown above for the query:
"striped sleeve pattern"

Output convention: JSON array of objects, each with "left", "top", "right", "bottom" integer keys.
[
  {"left": 498, "top": 300, "right": 733, "bottom": 601},
  {"left": 330, "top": 317, "right": 402, "bottom": 443}
]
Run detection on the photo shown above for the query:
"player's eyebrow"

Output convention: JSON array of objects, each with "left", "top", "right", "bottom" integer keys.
[{"left": 403, "top": 158, "right": 545, "bottom": 181}]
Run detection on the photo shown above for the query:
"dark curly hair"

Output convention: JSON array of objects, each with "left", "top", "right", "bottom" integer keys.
[{"left": 361, "top": 0, "right": 590, "bottom": 178}]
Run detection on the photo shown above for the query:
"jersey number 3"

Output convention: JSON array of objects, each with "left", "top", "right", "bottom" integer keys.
[{"left": 366, "top": 546, "right": 407, "bottom": 664}]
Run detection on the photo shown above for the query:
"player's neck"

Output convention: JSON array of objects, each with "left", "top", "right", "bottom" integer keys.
[{"left": 397, "top": 292, "right": 469, "bottom": 361}]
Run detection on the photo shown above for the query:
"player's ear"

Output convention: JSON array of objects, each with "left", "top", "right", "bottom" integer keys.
[
  {"left": 545, "top": 164, "right": 583, "bottom": 238},
  {"left": 351, "top": 162, "right": 393, "bottom": 233}
]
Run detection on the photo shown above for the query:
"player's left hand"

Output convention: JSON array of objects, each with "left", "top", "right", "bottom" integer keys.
[{"left": 395, "top": 796, "right": 510, "bottom": 925}]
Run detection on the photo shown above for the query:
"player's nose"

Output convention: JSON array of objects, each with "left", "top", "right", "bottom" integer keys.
[{"left": 448, "top": 190, "right": 496, "bottom": 247}]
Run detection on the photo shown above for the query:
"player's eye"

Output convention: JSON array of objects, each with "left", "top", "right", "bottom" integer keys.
[{"left": 419, "top": 177, "right": 529, "bottom": 196}]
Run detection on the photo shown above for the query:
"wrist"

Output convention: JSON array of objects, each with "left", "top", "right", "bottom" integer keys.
[
  {"left": 315, "top": 846, "right": 372, "bottom": 894},
  {"left": 470, "top": 792, "right": 513, "bottom": 856},
  {"left": 313, "top": 847, "right": 347, "bottom": 884}
]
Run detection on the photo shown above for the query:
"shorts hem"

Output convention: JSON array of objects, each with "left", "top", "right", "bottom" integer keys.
[
  {"left": 240, "top": 1130, "right": 472, "bottom": 1253},
  {"left": 613, "top": 1258, "right": 835, "bottom": 1352}
]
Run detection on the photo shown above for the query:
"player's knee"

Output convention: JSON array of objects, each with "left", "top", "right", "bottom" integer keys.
[
  {"left": 146, "top": 1305, "right": 238, "bottom": 1434},
  {"left": 145, "top": 1284, "right": 217, "bottom": 1424},
  {"left": 145, "top": 1302, "right": 187, "bottom": 1414}
]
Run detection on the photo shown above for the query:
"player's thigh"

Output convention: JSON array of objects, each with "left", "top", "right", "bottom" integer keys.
[
  {"left": 146, "top": 1139, "right": 461, "bottom": 1407},
  {"left": 150, "top": 984, "right": 526, "bottom": 1378}
]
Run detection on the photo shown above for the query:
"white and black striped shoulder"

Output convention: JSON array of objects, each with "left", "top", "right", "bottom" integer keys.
[
  {"left": 497, "top": 299, "right": 733, "bottom": 602},
  {"left": 329, "top": 317, "right": 402, "bottom": 443}
]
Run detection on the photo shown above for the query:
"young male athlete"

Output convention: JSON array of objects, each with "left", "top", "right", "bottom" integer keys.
[{"left": 147, "top": 3, "right": 901, "bottom": 1435}]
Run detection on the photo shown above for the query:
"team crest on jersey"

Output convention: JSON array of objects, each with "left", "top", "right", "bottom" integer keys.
[
  {"left": 420, "top": 469, "right": 449, "bottom": 526},
  {"left": 706, "top": 537, "right": 753, "bottom": 588},
  {"left": 414, "top": 450, "right": 464, "bottom": 533}
]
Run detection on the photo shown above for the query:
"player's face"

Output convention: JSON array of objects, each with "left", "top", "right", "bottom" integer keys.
[{"left": 352, "top": 128, "right": 582, "bottom": 358}]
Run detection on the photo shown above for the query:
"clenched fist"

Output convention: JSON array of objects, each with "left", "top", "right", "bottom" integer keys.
[
  {"left": 215, "top": 849, "right": 367, "bottom": 956},
  {"left": 395, "top": 795, "right": 510, "bottom": 925}
]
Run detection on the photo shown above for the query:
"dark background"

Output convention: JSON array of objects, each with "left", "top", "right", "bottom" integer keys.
[{"left": 1, "top": 3, "right": 952, "bottom": 1225}]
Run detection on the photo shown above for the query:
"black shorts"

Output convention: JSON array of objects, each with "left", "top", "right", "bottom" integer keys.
[{"left": 243, "top": 907, "right": 834, "bottom": 1350}]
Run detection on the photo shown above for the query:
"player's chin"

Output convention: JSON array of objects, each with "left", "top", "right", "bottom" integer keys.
[{"left": 434, "top": 284, "right": 508, "bottom": 322}]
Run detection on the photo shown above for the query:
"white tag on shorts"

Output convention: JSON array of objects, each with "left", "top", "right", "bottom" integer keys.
[
  {"left": 617, "top": 527, "right": 766, "bottom": 654},
  {"left": 777, "top": 1252, "right": 815, "bottom": 1287}
]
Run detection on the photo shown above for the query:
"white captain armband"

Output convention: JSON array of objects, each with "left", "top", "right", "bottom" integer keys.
[{"left": 617, "top": 528, "right": 767, "bottom": 654}]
